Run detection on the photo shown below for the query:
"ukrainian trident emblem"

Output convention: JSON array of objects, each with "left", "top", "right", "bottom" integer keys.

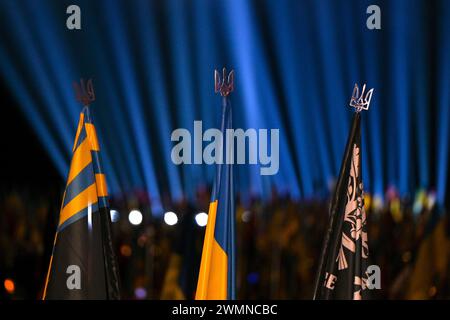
[
  {"left": 73, "top": 78, "right": 95, "bottom": 106},
  {"left": 214, "top": 68, "right": 234, "bottom": 97},
  {"left": 349, "top": 83, "right": 373, "bottom": 112}
]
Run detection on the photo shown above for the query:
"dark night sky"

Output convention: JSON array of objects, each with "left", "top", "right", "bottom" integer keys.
[{"left": 0, "top": 80, "right": 61, "bottom": 190}]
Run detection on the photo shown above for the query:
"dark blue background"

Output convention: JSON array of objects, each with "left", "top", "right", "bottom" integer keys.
[{"left": 0, "top": 0, "right": 448, "bottom": 214}]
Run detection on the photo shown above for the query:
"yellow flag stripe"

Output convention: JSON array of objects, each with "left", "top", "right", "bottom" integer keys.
[
  {"left": 196, "top": 200, "right": 218, "bottom": 299},
  {"left": 58, "top": 183, "right": 98, "bottom": 227},
  {"left": 196, "top": 200, "right": 229, "bottom": 300},
  {"left": 85, "top": 123, "right": 100, "bottom": 151},
  {"left": 207, "top": 240, "right": 228, "bottom": 299},
  {"left": 66, "top": 138, "right": 92, "bottom": 185},
  {"left": 95, "top": 173, "right": 108, "bottom": 197},
  {"left": 72, "top": 113, "right": 85, "bottom": 152}
]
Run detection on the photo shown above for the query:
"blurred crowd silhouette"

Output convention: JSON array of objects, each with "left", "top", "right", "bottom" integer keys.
[{"left": 1, "top": 185, "right": 448, "bottom": 300}]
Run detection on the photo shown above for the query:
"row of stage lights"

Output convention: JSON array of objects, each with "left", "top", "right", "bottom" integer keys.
[{"left": 109, "top": 209, "right": 209, "bottom": 227}]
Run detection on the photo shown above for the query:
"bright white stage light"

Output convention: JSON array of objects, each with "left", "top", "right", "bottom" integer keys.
[
  {"left": 195, "top": 212, "right": 208, "bottom": 227},
  {"left": 128, "top": 209, "right": 143, "bottom": 225},
  {"left": 164, "top": 211, "right": 178, "bottom": 226},
  {"left": 110, "top": 209, "right": 120, "bottom": 223}
]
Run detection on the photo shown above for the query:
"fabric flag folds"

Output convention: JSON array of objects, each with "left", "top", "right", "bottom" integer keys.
[
  {"left": 43, "top": 106, "right": 120, "bottom": 299},
  {"left": 313, "top": 112, "right": 370, "bottom": 300},
  {"left": 195, "top": 96, "right": 236, "bottom": 300}
]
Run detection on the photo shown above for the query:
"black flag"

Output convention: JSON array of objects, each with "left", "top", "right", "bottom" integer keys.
[{"left": 313, "top": 112, "right": 370, "bottom": 300}]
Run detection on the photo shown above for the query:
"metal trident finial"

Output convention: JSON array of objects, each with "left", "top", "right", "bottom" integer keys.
[
  {"left": 349, "top": 83, "right": 374, "bottom": 112},
  {"left": 73, "top": 78, "right": 95, "bottom": 106},
  {"left": 214, "top": 68, "right": 234, "bottom": 97}
]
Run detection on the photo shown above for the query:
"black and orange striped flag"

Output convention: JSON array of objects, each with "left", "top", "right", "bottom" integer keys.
[{"left": 43, "top": 104, "right": 120, "bottom": 299}]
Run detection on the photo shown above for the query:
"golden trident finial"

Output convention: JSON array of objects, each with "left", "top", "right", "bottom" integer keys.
[
  {"left": 349, "top": 83, "right": 374, "bottom": 112},
  {"left": 73, "top": 78, "right": 95, "bottom": 106},
  {"left": 214, "top": 68, "right": 234, "bottom": 97}
]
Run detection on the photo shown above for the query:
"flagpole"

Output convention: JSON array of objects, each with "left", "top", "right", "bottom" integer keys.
[
  {"left": 216, "top": 67, "right": 237, "bottom": 300},
  {"left": 312, "top": 84, "right": 373, "bottom": 299},
  {"left": 217, "top": 68, "right": 236, "bottom": 300},
  {"left": 196, "top": 68, "right": 235, "bottom": 300},
  {"left": 73, "top": 78, "right": 121, "bottom": 299}
]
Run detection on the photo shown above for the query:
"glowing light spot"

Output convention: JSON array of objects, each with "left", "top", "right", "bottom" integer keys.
[
  {"left": 110, "top": 209, "right": 120, "bottom": 222},
  {"left": 128, "top": 210, "right": 143, "bottom": 225},
  {"left": 135, "top": 287, "right": 147, "bottom": 299},
  {"left": 4, "top": 279, "right": 15, "bottom": 294},
  {"left": 195, "top": 212, "right": 208, "bottom": 227},
  {"left": 164, "top": 211, "right": 178, "bottom": 226},
  {"left": 120, "top": 244, "right": 132, "bottom": 257}
]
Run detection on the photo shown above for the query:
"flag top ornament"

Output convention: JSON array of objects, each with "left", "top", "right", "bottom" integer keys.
[
  {"left": 214, "top": 68, "right": 234, "bottom": 97},
  {"left": 349, "top": 83, "right": 373, "bottom": 112},
  {"left": 313, "top": 83, "right": 373, "bottom": 300},
  {"left": 196, "top": 68, "right": 236, "bottom": 300},
  {"left": 73, "top": 78, "right": 96, "bottom": 106},
  {"left": 43, "top": 79, "right": 120, "bottom": 300}
]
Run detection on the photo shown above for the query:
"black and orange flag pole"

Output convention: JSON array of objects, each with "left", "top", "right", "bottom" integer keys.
[
  {"left": 43, "top": 79, "right": 120, "bottom": 299},
  {"left": 313, "top": 84, "right": 373, "bottom": 300}
]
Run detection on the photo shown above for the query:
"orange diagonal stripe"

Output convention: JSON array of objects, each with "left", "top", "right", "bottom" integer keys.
[
  {"left": 72, "top": 113, "right": 85, "bottom": 153},
  {"left": 59, "top": 183, "right": 98, "bottom": 226},
  {"left": 95, "top": 173, "right": 108, "bottom": 197},
  {"left": 85, "top": 123, "right": 100, "bottom": 151},
  {"left": 67, "top": 138, "right": 92, "bottom": 185}
]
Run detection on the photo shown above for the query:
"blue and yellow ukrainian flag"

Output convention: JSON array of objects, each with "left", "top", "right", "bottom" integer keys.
[
  {"left": 196, "top": 96, "right": 236, "bottom": 300},
  {"left": 43, "top": 106, "right": 120, "bottom": 299}
]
